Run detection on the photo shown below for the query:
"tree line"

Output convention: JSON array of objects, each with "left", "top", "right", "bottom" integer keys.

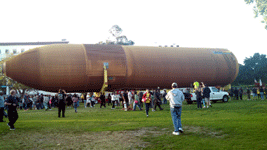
[{"left": 232, "top": 53, "right": 267, "bottom": 85}]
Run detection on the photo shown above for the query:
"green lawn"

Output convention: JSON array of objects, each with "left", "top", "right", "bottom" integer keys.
[{"left": 1, "top": 96, "right": 267, "bottom": 150}]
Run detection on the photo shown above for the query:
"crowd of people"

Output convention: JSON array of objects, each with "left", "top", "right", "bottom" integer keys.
[
  {"left": 229, "top": 87, "right": 267, "bottom": 100},
  {"left": 1, "top": 83, "right": 266, "bottom": 135}
]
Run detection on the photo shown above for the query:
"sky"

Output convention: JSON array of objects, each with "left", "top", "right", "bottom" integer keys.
[{"left": 0, "top": 0, "right": 266, "bottom": 64}]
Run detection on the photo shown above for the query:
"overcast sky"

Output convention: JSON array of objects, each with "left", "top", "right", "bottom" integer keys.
[{"left": 1, "top": 0, "right": 266, "bottom": 64}]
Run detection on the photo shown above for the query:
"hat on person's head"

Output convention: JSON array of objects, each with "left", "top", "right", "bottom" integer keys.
[{"left": 172, "top": 82, "right": 178, "bottom": 87}]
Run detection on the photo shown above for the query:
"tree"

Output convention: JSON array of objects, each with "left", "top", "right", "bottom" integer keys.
[
  {"left": 232, "top": 53, "right": 267, "bottom": 85},
  {"left": 245, "top": 0, "right": 267, "bottom": 29}
]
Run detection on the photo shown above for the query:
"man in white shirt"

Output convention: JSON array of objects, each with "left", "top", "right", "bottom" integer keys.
[
  {"left": 166, "top": 82, "right": 185, "bottom": 135},
  {"left": 128, "top": 90, "right": 133, "bottom": 110}
]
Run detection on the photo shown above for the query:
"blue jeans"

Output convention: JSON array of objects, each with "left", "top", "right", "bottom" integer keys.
[
  {"left": 170, "top": 106, "right": 182, "bottom": 132},
  {"left": 260, "top": 92, "right": 264, "bottom": 100},
  {"left": 202, "top": 99, "right": 206, "bottom": 107},
  {"left": 73, "top": 102, "right": 78, "bottom": 111},
  {"left": 145, "top": 103, "right": 150, "bottom": 115},
  {"left": 133, "top": 103, "right": 141, "bottom": 110},
  {"left": 44, "top": 102, "right": 48, "bottom": 110}
]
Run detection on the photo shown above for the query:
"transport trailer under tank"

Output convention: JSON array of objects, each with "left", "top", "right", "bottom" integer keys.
[{"left": 3, "top": 44, "right": 239, "bottom": 92}]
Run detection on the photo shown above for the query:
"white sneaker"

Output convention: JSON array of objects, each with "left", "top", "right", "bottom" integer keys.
[
  {"left": 207, "top": 106, "right": 209, "bottom": 108},
  {"left": 203, "top": 106, "right": 206, "bottom": 108},
  {"left": 147, "top": 115, "right": 148, "bottom": 117},
  {"left": 172, "top": 131, "right": 179, "bottom": 135}
]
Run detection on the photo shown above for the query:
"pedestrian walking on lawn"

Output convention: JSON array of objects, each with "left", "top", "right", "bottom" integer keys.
[
  {"left": 142, "top": 89, "right": 152, "bottom": 117},
  {"left": 154, "top": 89, "right": 163, "bottom": 111},
  {"left": 166, "top": 82, "right": 185, "bottom": 135},
  {"left": 133, "top": 92, "right": 142, "bottom": 111},
  {"left": 72, "top": 94, "right": 79, "bottom": 113},
  {"left": 5, "top": 90, "right": 19, "bottom": 130}
]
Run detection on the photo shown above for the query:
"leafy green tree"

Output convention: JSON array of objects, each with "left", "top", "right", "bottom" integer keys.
[
  {"left": 245, "top": 0, "right": 267, "bottom": 29},
  {"left": 233, "top": 53, "right": 267, "bottom": 85}
]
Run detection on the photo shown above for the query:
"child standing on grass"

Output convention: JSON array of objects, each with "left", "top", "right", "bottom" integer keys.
[{"left": 72, "top": 94, "right": 79, "bottom": 113}]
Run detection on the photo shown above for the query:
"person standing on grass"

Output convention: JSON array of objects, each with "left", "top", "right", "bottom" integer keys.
[
  {"left": 195, "top": 88, "right": 202, "bottom": 109},
  {"left": 142, "top": 89, "right": 152, "bottom": 117},
  {"left": 203, "top": 84, "right": 211, "bottom": 108},
  {"left": 128, "top": 90, "right": 134, "bottom": 110},
  {"left": 122, "top": 90, "right": 129, "bottom": 109},
  {"left": 234, "top": 88, "right": 239, "bottom": 100},
  {"left": 260, "top": 87, "right": 264, "bottom": 100},
  {"left": 100, "top": 93, "right": 106, "bottom": 108},
  {"left": 138, "top": 91, "right": 143, "bottom": 108},
  {"left": 133, "top": 91, "right": 142, "bottom": 111},
  {"left": 111, "top": 92, "right": 117, "bottom": 109},
  {"left": 24, "top": 93, "right": 29, "bottom": 111},
  {"left": 85, "top": 93, "right": 91, "bottom": 108},
  {"left": 252, "top": 88, "right": 257, "bottom": 100},
  {"left": 107, "top": 94, "right": 111, "bottom": 106},
  {"left": 72, "top": 94, "right": 79, "bottom": 113},
  {"left": 5, "top": 90, "right": 18, "bottom": 130},
  {"left": 247, "top": 88, "right": 251, "bottom": 100},
  {"left": 0, "top": 92, "right": 5, "bottom": 122},
  {"left": 43, "top": 95, "right": 50, "bottom": 111},
  {"left": 165, "top": 82, "right": 185, "bottom": 135},
  {"left": 154, "top": 89, "right": 163, "bottom": 111},
  {"left": 239, "top": 88, "right": 243, "bottom": 100},
  {"left": 58, "top": 89, "right": 67, "bottom": 118},
  {"left": 257, "top": 88, "right": 260, "bottom": 100},
  {"left": 91, "top": 93, "right": 96, "bottom": 107},
  {"left": 163, "top": 90, "right": 167, "bottom": 104}
]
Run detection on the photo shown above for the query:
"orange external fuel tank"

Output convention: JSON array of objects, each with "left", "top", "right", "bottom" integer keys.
[{"left": 3, "top": 44, "right": 239, "bottom": 92}]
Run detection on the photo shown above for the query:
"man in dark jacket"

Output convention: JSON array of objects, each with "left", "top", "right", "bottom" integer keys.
[
  {"left": 5, "top": 90, "right": 18, "bottom": 130},
  {"left": 154, "top": 89, "right": 163, "bottom": 111},
  {"left": 252, "top": 88, "right": 257, "bottom": 100},
  {"left": 203, "top": 85, "right": 211, "bottom": 108},
  {"left": 239, "top": 88, "right": 243, "bottom": 100},
  {"left": 100, "top": 93, "right": 106, "bottom": 108},
  {"left": 234, "top": 88, "right": 239, "bottom": 100},
  {"left": 58, "top": 89, "right": 66, "bottom": 118},
  {"left": 138, "top": 91, "right": 143, "bottom": 108}
]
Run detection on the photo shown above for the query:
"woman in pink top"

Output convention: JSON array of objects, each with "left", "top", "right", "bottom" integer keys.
[{"left": 72, "top": 94, "right": 79, "bottom": 113}]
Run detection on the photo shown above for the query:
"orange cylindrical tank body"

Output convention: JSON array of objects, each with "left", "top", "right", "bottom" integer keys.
[{"left": 3, "top": 44, "right": 239, "bottom": 92}]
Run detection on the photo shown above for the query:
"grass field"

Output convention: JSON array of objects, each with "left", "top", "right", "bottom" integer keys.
[{"left": 1, "top": 96, "right": 267, "bottom": 150}]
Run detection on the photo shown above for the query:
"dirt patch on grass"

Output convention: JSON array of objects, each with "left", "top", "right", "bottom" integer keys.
[
  {"left": 183, "top": 126, "right": 227, "bottom": 138},
  {"left": 1, "top": 126, "right": 227, "bottom": 149}
]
